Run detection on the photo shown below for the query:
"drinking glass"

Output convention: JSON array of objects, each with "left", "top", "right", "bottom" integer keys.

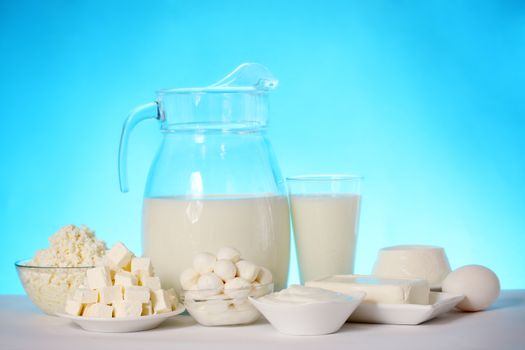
[{"left": 287, "top": 175, "right": 362, "bottom": 284}]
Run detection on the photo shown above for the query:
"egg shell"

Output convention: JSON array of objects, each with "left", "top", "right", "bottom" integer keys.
[{"left": 442, "top": 264, "right": 500, "bottom": 312}]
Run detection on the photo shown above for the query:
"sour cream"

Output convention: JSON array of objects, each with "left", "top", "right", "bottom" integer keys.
[{"left": 257, "top": 285, "right": 351, "bottom": 304}]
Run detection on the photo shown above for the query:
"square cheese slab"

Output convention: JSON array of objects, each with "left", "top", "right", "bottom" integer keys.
[
  {"left": 114, "top": 271, "right": 137, "bottom": 287},
  {"left": 141, "top": 276, "right": 161, "bottom": 291},
  {"left": 113, "top": 301, "right": 142, "bottom": 318},
  {"left": 73, "top": 288, "right": 98, "bottom": 304},
  {"left": 106, "top": 242, "right": 133, "bottom": 269},
  {"left": 82, "top": 303, "right": 114, "bottom": 318},
  {"left": 131, "top": 257, "right": 153, "bottom": 278},
  {"left": 151, "top": 289, "right": 172, "bottom": 314},
  {"left": 306, "top": 275, "right": 429, "bottom": 305},
  {"left": 86, "top": 266, "right": 112, "bottom": 290},
  {"left": 65, "top": 299, "right": 83, "bottom": 316},
  {"left": 99, "top": 285, "right": 123, "bottom": 304},
  {"left": 124, "top": 286, "right": 150, "bottom": 303}
]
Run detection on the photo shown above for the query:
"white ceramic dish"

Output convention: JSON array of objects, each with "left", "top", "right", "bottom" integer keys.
[
  {"left": 249, "top": 291, "right": 365, "bottom": 336},
  {"left": 349, "top": 291, "right": 463, "bottom": 325},
  {"left": 56, "top": 305, "right": 186, "bottom": 332}
]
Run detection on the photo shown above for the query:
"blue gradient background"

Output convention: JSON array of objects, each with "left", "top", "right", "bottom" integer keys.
[{"left": 1, "top": 1, "right": 524, "bottom": 294}]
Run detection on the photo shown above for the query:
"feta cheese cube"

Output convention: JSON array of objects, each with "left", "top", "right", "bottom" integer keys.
[
  {"left": 131, "top": 257, "right": 153, "bottom": 278},
  {"left": 106, "top": 242, "right": 133, "bottom": 269},
  {"left": 82, "top": 303, "right": 113, "bottom": 318},
  {"left": 142, "top": 302, "right": 153, "bottom": 316},
  {"left": 114, "top": 271, "right": 137, "bottom": 287},
  {"left": 124, "top": 286, "right": 150, "bottom": 303},
  {"left": 86, "top": 266, "right": 112, "bottom": 290},
  {"left": 73, "top": 288, "right": 98, "bottom": 304},
  {"left": 64, "top": 299, "right": 83, "bottom": 316},
  {"left": 141, "top": 276, "right": 161, "bottom": 291},
  {"left": 113, "top": 301, "right": 142, "bottom": 318},
  {"left": 151, "top": 289, "right": 171, "bottom": 314},
  {"left": 99, "top": 285, "right": 123, "bottom": 304}
]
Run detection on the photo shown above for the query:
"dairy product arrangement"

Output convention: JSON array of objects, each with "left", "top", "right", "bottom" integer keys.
[
  {"left": 65, "top": 242, "right": 178, "bottom": 318},
  {"left": 12, "top": 65, "right": 505, "bottom": 338}
]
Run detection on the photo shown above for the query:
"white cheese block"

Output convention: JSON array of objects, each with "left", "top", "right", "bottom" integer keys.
[
  {"left": 86, "top": 266, "right": 112, "bottom": 290},
  {"left": 82, "top": 303, "right": 113, "bottom": 318},
  {"left": 151, "top": 289, "right": 172, "bottom": 314},
  {"left": 142, "top": 302, "right": 153, "bottom": 316},
  {"left": 373, "top": 245, "right": 451, "bottom": 289},
  {"left": 131, "top": 257, "right": 153, "bottom": 278},
  {"left": 306, "top": 275, "right": 430, "bottom": 305},
  {"left": 99, "top": 285, "right": 123, "bottom": 304},
  {"left": 114, "top": 271, "right": 137, "bottom": 287},
  {"left": 73, "top": 288, "right": 98, "bottom": 304},
  {"left": 141, "top": 276, "right": 161, "bottom": 291},
  {"left": 113, "top": 301, "right": 142, "bottom": 318},
  {"left": 65, "top": 299, "right": 83, "bottom": 316},
  {"left": 106, "top": 242, "right": 134, "bottom": 270},
  {"left": 124, "top": 286, "right": 150, "bottom": 303}
]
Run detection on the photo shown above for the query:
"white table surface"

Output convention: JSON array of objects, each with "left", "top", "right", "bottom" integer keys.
[{"left": 1, "top": 291, "right": 524, "bottom": 350}]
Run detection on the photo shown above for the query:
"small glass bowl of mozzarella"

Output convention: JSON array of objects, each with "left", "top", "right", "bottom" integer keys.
[{"left": 182, "top": 282, "right": 273, "bottom": 326}]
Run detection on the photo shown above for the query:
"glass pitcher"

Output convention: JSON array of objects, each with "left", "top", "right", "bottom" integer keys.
[{"left": 118, "top": 63, "right": 290, "bottom": 292}]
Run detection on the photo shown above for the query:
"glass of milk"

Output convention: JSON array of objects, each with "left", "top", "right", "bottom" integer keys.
[{"left": 287, "top": 175, "right": 362, "bottom": 284}]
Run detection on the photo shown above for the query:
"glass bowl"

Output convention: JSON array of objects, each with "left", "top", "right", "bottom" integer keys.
[
  {"left": 15, "top": 260, "right": 92, "bottom": 316},
  {"left": 182, "top": 282, "right": 273, "bottom": 326}
]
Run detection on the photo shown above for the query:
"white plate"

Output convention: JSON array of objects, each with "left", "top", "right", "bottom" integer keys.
[
  {"left": 349, "top": 292, "right": 464, "bottom": 325},
  {"left": 56, "top": 305, "right": 186, "bottom": 332}
]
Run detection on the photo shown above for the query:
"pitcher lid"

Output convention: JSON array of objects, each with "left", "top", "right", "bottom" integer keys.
[{"left": 157, "top": 63, "right": 278, "bottom": 94}]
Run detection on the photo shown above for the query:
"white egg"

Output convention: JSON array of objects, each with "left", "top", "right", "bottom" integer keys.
[{"left": 442, "top": 264, "right": 500, "bottom": 312}]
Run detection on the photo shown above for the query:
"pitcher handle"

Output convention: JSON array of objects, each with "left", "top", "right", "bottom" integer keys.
[{"left": 118, "top": 102, "right": 160, "bottom": 193}]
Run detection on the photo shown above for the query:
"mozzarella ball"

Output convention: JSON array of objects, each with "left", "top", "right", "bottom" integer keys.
[
  {"left": 442, "top": 265, "right": 500, "bottom": 312},
  {"left": 180, "top": 268, "right": 200, "bottom": 290},
  {"left": 213, "top": 259, "right": 237, "bottom": 281},
  {"left": 193, "top": 252, "right": 217, "bottom": 274},
  {"left": 216, "top": 247, "right": 241, "bottom": 263},
  {"left": 224, "top": 277, "right": 251, "bottom": 299},
  {"left": 256, "top": 266, "right": 273, "bottom": 284},
  {"left": 197, "top": 273, "right": 224, "bottom": 296},
  {"left": 236, "top": 260, "right": 260, "bottom": 282}
]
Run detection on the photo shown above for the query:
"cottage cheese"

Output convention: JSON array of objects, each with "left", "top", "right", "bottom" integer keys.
[{"left": 18, "top": 225, "right": 107, "bottom": 315}]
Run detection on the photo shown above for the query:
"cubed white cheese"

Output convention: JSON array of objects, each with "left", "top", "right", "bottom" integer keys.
[
  {"left": 82, "top": 303, "right": 113, "bottom": 318},
  {"left": 98, "top": 285, "right": 123, "bottom": 304},
  {"left": 106, "top": 242, "right": 133, "bottom": 269},
  {"left": 131, "top": 257, "right": 153, "bottom": 278},
  {"left": 142, "top": 302, "right": 153, "bottom": 316},
  {"left": 124, "top": 286, "right": 150, "bottom": 303},
  {"left": 86, "top": 266, "right": 112, "bottom": 290},
  {"left": 113, "top": 301, "right": 142, "bottom": 318},
  {"left": 151, "top": 289, "right": 171, "bottom": 314},
  {"left": 306, "top": 275, "right": 430, "bottom": 304},
  {"left": 73, "top": 288, "right": 98, "bottom": 304},
  {"left": 64, "top": 299, "right": 83, "bottom": 316},
  {"left": 141, "top": 276, "right": 161, "bottom": 291},
  {"left": 114, "top": 271, "right": 137, "bottom": 287}
]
